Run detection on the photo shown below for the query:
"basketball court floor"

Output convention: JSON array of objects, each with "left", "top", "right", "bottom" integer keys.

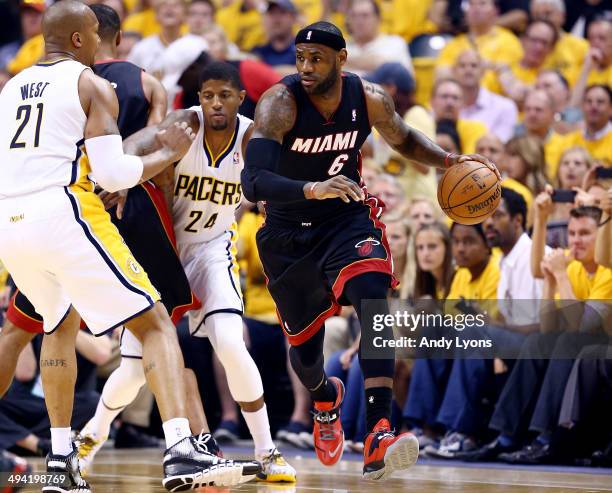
[{"left": 15, "top": 444, "right": 612, "bottom": 492}]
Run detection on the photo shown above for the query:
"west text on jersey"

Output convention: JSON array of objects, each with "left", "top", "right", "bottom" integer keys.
[
  {"left": 174, "top": 174, "right": 242, "bottom": 205},
  {"left": 20, "top": 82, "right": 50, "bottom": 100},
  {"left": 290, "top": 130, "right": 359, "bottom": 154}
]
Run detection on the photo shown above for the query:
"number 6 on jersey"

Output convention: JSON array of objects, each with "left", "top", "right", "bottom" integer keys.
[{"left": 327, "top": 153, "right": 348, "bottom": 176}]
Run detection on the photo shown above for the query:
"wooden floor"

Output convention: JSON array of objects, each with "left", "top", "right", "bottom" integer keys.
[{"left": 18, "top": 448, "right": 612, "bottom": 492}]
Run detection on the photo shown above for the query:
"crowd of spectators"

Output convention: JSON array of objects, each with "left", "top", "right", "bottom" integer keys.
[{"left": 0, "top": 0, "right": 611, "bottom": 469}]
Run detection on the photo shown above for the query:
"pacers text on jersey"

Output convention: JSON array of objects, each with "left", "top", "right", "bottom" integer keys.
[{"left": 174, "top": 174, "right": 242, "bottom": 206}]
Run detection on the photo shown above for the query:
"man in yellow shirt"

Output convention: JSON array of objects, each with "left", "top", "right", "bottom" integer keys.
[
  {"left": 216, "top": 0, "right": 266, "bottom": 52},
  {"left": 483, "top": 20, "right": 558, "bottom": 106},
  {"left": 570, "top": 18, "right": 612, "bottom": 106},
  {"left": 529, "top": 0, "right": 589, "bottom": 86},
  {"left": 546, "top": 84, "right": 612, "bottom": 176},
  {"left": 436, "top": 0, "right": 523, "bottom": 79},
  {"left": 431, "top": 79, "right": 488, "bottom": 154}
]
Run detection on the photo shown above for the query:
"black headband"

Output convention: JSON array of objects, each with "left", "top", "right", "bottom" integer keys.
[{"left": 295, "top": 28, "right": 346, "bottom": 51}]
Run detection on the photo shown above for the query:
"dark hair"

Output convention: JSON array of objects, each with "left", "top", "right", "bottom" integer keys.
[
  {"left": 303, "top": 21, "right": 344, "bottom": 37},
  {"left": 584, "top": 84, "right": 612, "bottom": 104},
  {"left": 413, "top": 222, "right": 454, "bottom": 300},
  {"left": 432, "top": 77, "right": 461, "bottom": 97},
  {"left": 436, "top": 119, "right": 462, "bottom": 153},
  {"left": 500, "top": 187, "right": 527, "bottom": 230},
  {"left": 525, "top": 19, "right": 559, "bottom": 46},
  {"left": 90, "top": 4, "right": 120, "bottom": 42},
  {"left": 198, "top": 61, "right": 241, "bottom": 91},
  {"left": 450, "top": 221, "right": 489, "bottom": 248},
  {"left": 539, "top": 69, "right": 569, "bottom": 90},
  {"left": 570, "top": 206, "right": 602, "bottom": 224}
]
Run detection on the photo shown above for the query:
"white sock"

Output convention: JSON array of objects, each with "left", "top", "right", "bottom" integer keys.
[
  {"left": 162, "top": 418, "right": 191, "bottom": 449},
  {"left": 51, "top": 427, "right": 72, "bottom": 456},
  {"left": 242, "top": 405, "right": 275, "bottom": 456}
]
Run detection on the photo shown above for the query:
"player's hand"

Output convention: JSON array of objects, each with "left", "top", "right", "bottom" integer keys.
[
  {"left": 98, "top": 189, "right": 128, "bottom": 219},
  {"left": 455, "top": 154, "right": 502, "bottom": 181},
  {"left": 305, "top": 176, "right": 365, "bottom": 203},
  {"left": 534, "top": 185, "right": 554, "bottom": 219},
  {"left": 157, "top": 121, "right": 195, "bottom": 161}
]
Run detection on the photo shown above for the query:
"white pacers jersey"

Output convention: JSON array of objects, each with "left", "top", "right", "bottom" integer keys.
[
  {"left": 0, "top": 59, "right": 91, "bottom": 199},
  {"left": 173, "top": 107, "right": 252, "bottom": 245}
]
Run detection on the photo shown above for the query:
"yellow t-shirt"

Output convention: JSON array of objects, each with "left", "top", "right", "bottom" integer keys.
[
  {"left": 545, "top": 129, "right": 612, "bottom": 177},
  {"left": 7, "top": 34, "right": 44, "bottom": 75},
  {"left": 586, "top": 65, "right": 612, "bottom": 88},
  {"left": 391, "top": 0, "right": 437, "bottom": 42},
  {"left": 436, "top": 26, "right": 523, "bottom": 70},
  {"left": 238, "top": 212, "right": 277, "bottom": 322},
  {"left": 216, "top": 2, "right": 265, "bottom": 52},
  {"left": 543, "top": 32, "right": 589, "bottom": 87},
  {"left": 562, "top": 261, "right": 612, "bottom": 300},
  {"left": 447, "top": 254, "right": 500, "bottom": 300},
  {"left": 457, "top": 119, "right": 489, "bottom": 154}
]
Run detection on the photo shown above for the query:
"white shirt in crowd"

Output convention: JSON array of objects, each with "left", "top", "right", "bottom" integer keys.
[{"left": 345, "top": 34, "right": 413, "bottom": 76}]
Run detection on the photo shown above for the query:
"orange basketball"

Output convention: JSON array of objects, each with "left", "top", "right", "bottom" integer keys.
[{"left": 437, "top": 161, "right": 501, "bottom": 225}]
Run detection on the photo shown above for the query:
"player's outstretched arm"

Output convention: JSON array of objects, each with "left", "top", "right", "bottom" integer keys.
[
  {"left": 142, "top": 71, "right": 168, "bottom": 126},
  {"left": 363, "top": 80, "right": 500, "bottom": 177},
  {"left": 81, "top": 71, "right": 195, "bottom": 192},
  {"left": 242, "top": 85, "right": 363, "bottom": 203}
]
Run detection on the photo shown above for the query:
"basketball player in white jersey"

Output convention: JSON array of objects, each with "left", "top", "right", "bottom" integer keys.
[
  {"left": 0, "top": 2, "right": 257, "bottom": 491},
  {"left": 78, "top": 61, "right": 297, "bottom": 483}
]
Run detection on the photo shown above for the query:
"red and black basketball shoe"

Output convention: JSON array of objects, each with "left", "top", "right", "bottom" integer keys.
[
  {"left": 363, "top": 418, "right": 419, "bottom": 480},
  {"left": 312, "top": 377, "right": 345, "bottom": 466},
  {"left": 1, "top": 450, "right": 30, "bottom": 493}
]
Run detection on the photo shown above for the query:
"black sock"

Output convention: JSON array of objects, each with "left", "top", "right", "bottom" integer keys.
[
  {"left": 309, "top": 376, "right": 337, "bottom": 403},
  {"left": 365, "top": 387, "right": 392, "bottom": 432}
]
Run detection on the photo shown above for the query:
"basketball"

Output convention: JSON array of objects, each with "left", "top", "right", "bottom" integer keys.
[{"left": 437, "top": 161, "right": 501, "bottom": 225}]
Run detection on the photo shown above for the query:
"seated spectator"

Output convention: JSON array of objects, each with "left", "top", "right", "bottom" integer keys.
[
  {"left": 546, "top": 85, "right": 612, "bottom": 176},
  {"left": 534, "top": 70, "right": 582, "bottom": 133},
  {"left": 412, "top": 221, "right": 454, "bottom": 301},
  {"left": 484, "top": 20, "right": 558, "bottom": 106},
  {"left": 514, "top": 89, "right": 556, "bottom": 141},
  {"left": 117, "top": 31, "right": 143, "bottom": 59},
  {"left": 595, "top": 187, "right": 612, "bottom": 268},
  {"left": 404, "top": 221, "right": 499, "bottom": 448},
  {"left": 128, "top": 0, "right": 187, "bottom": 76},
  {"left": 408, "top": 197, "right": 442, "bottom": 232},
  {"left": 344, "top": 0, "right": 413, "bottom": 76},
  {"left": 385, "top": 216, "right": 413, "bottom": 300},
  {"left": 570, "top": 18, "right": 612, "bottom": 106},
  {"left": 454, "top": 49, "right": 518, "bottom": 142},
  {"left": 476, "top": 134, "right": 534, "bottom": 214},
  {"left": 431, "top": 79, "right": 488, "bottom": 154},
  {"left": 530, "top": 0, "right": 589, "bottom": 86},
  {"left": 480, "top": 205, "right": 612, "bottom": 465},
  {"left": 216, "top": 0, "right": 266, "bottom": 52},
  {"left": 186, "top": 0, "right": 215, "bottom": 36},
  {"left": 447, "top": 0, "right": 530, "bottom": 34},
  {"left": 251, "top": 0, "right": 297, "bottom": 76},
  {"left": 5, "top": 0, "right": 45, "bottom": 75},
  {"left": 360, "top": 157, "right": 381, "bottom": 189},
  {"left": 366, "top": 63, "right": 437, "bottom": 202},
  {"left": 123, "top": 0, "right": 164, "bottom": 38},
  {"left": 436, "top": 0, "right": 523, "bottom": 79},
  {"left": 370, "top": 174, "right": 406, "bottom": 215},
  {"left": 500, "top": 136, "right": 548, "bottom": 197}
]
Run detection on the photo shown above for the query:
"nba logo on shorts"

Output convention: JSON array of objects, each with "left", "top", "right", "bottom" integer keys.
[
  {"left": 307, "top": 31, "right": 312, "bottom": 40},
  {"left": 233, "top": 152, "right": 240, "bottom": 165}
]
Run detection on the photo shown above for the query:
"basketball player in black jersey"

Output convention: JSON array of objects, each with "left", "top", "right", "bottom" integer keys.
[{"left": 241, "top": 22, "right": 500, "bottom": 480}]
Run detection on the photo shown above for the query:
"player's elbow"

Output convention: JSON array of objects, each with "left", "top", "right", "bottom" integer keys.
[{"left": 240, "top": 168, "right": 258, "bottom": 202}]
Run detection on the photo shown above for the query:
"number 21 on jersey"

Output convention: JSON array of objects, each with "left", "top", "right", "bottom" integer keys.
[{"left": 10, "top": 103, "right": 44, "bottom": 149}]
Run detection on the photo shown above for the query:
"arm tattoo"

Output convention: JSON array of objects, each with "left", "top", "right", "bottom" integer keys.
[
  {"left": 253, "top": 85, "right": 296, "bottom": 142},
  {"left": 366, "top": 80, "right": 447, "bottom": 168},
  {"left": 40, "top": 359, "right": 67, "bottom": 368}
]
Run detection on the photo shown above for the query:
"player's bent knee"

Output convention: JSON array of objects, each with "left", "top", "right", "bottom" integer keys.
[{"left": 125, "top": 302, "right": 175, "bottom": 342}]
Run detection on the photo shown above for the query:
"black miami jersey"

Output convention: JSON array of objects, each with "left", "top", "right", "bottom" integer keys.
[
  {"left": 265, "top": 72, "right": 372, "bottom": 225},
  {"left": 94, "top": 59, "right": 149, "bottom": 139}
]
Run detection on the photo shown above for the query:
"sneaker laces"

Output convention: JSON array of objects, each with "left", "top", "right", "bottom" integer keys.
[
  {"left": 76, "top": 435, "right": 99, "bottom": 458},
  {"left": 312, "top": 410, "right": 338, "bottom": 441},
  {"left": 192, "top": 432, "right": 213, "bottom": 455},
  {"left": 262, "top": 448, "right": 286, "bottom": 466}
]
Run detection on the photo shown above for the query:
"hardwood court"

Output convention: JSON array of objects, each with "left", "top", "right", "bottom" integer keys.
[{"left": 16, "top": 448, "right": 612, "bottom": 492}]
